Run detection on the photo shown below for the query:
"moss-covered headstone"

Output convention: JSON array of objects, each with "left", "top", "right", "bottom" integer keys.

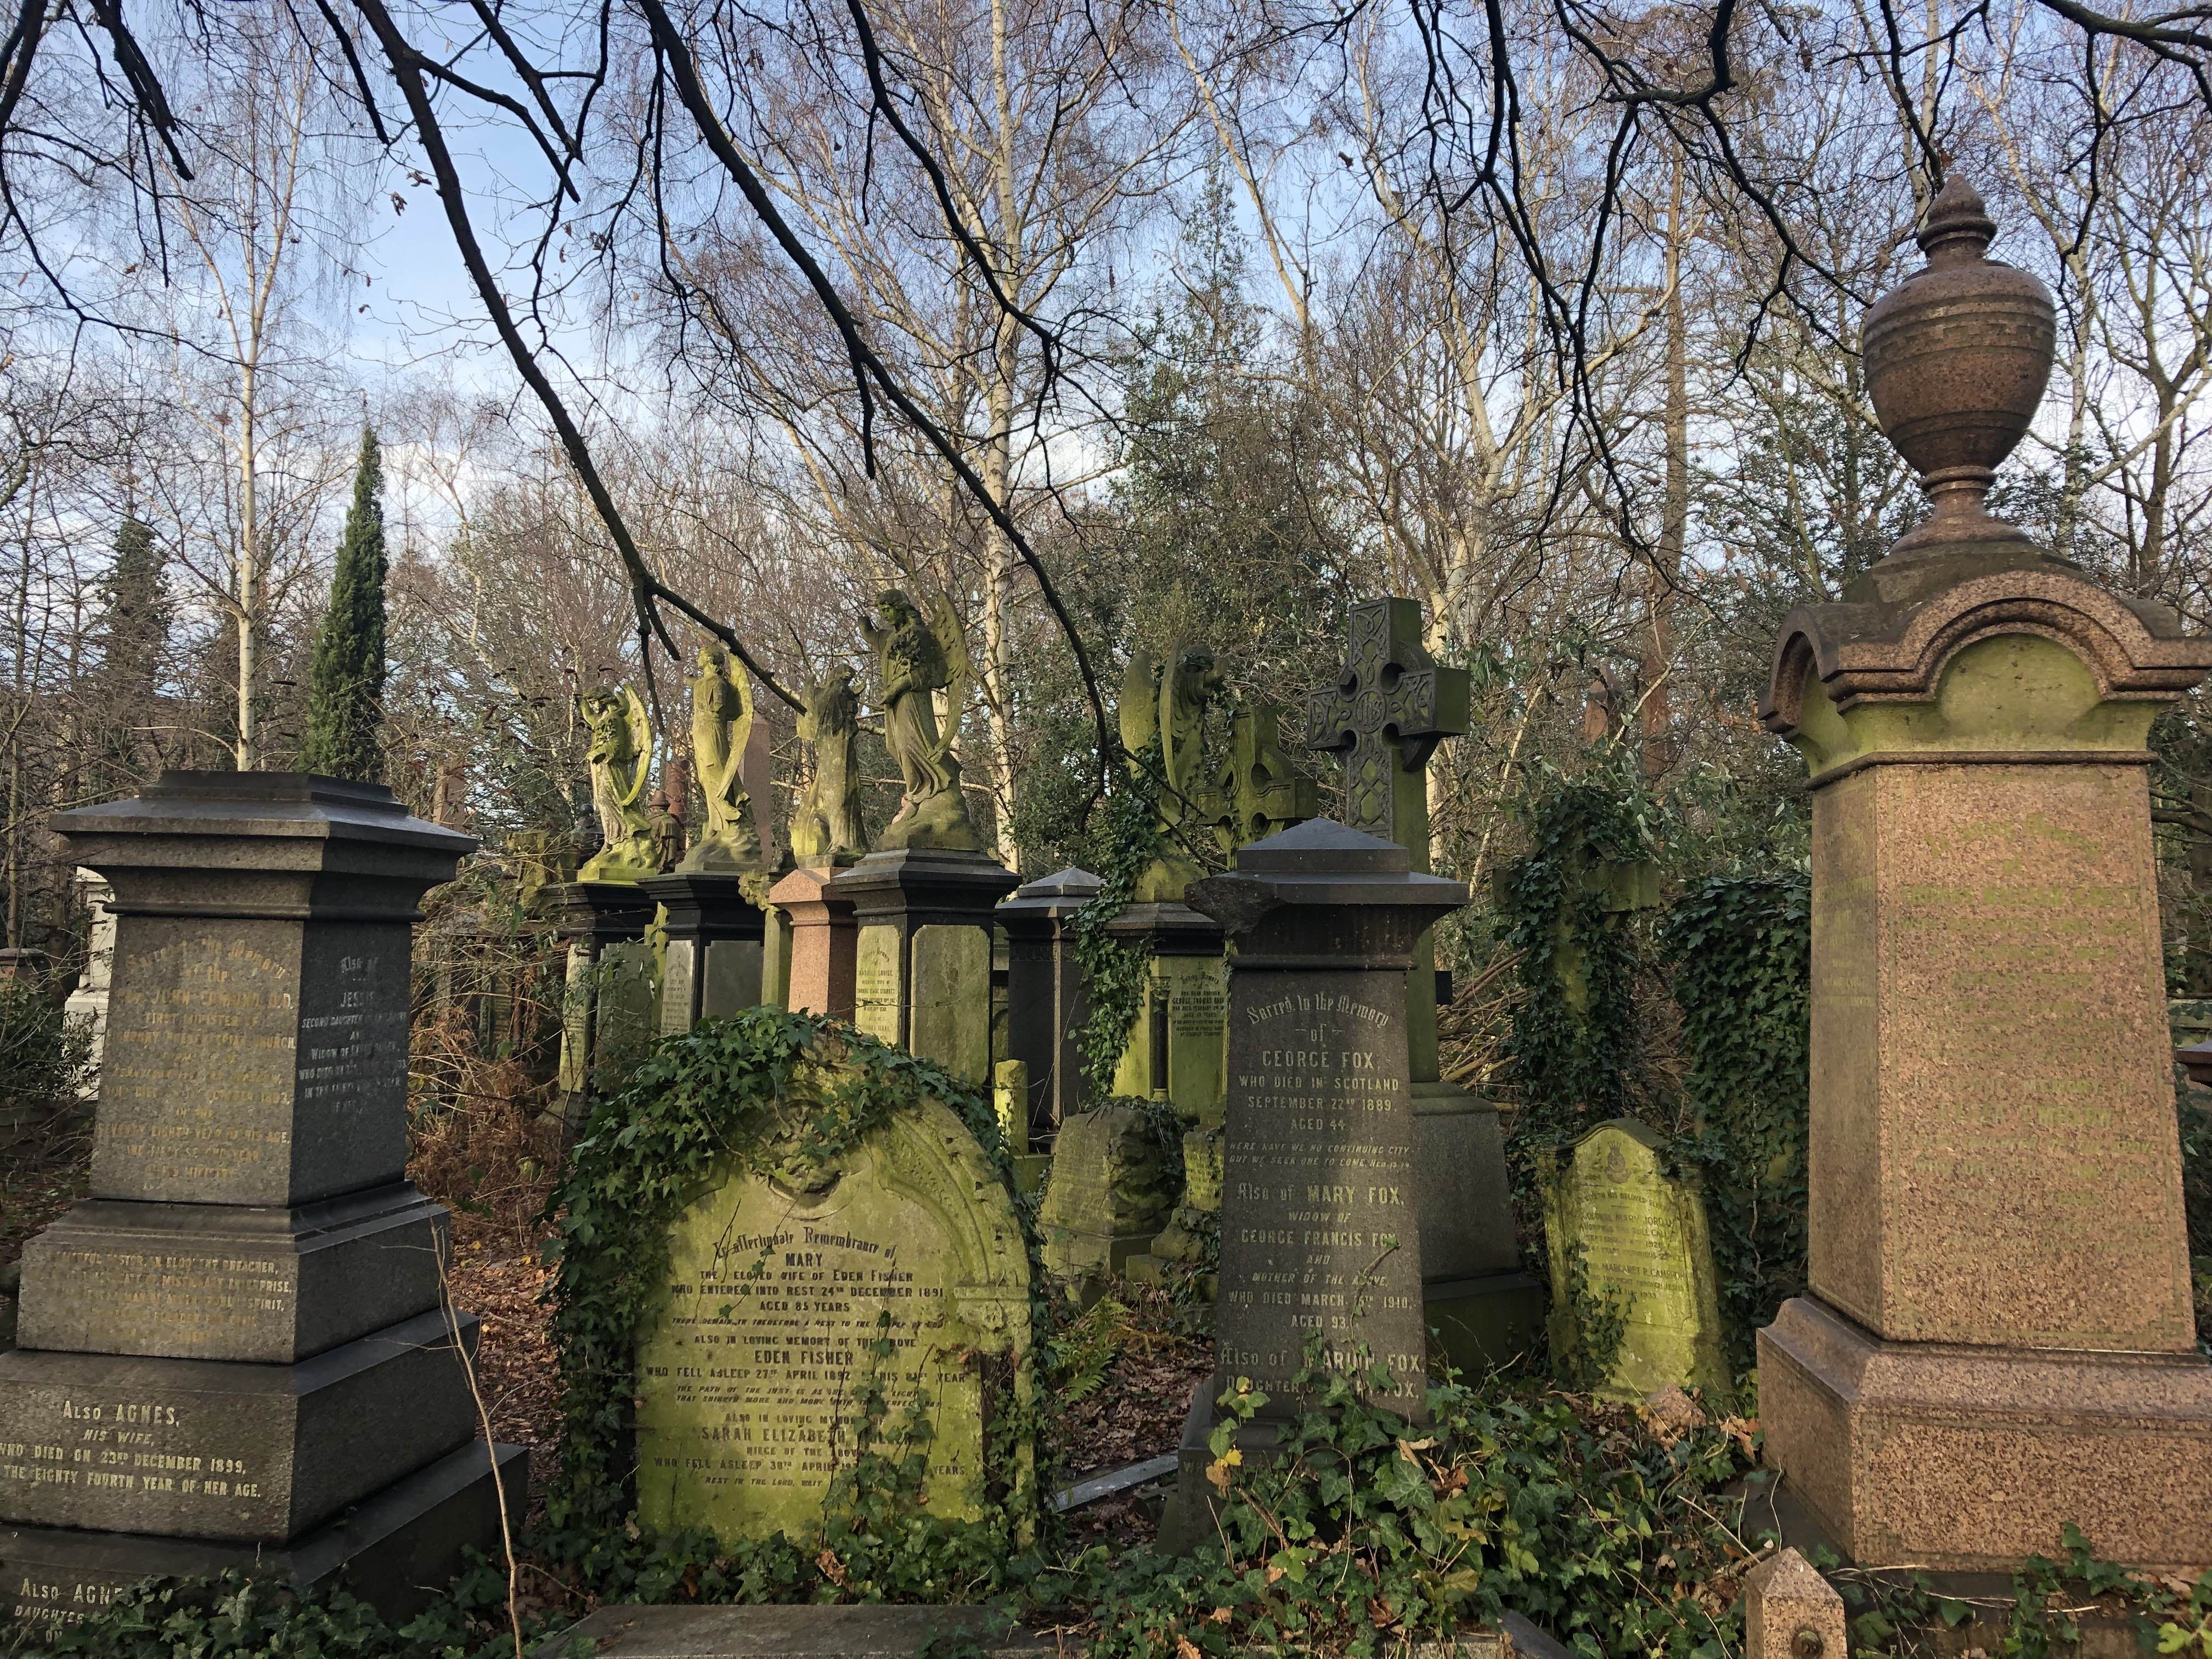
[
  {"left": 1542, "top": 1119, "right": 1730, "bottom": 1404},
  {"left": 1037, "top": 1102, "right": 1176, "bottom": 1284},
  {"left": 635, "top": 1096, "right": 1032, "bottom": 1541}
]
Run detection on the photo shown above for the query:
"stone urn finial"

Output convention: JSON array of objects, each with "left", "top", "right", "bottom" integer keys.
[{"left": 1861, "top": 174, "right": 2057, "bottom": 560}]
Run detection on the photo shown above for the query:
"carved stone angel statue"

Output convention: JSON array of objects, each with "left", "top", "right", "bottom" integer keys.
[
  {"left": 676, "top": 643, "right": 764, "bottom": 873},
  {"left": 1159, "top": 644, "right": 1223, "bottom": 830},
  {"left": 789, "top": 664, "right": 866, "bottom": 867},
  {"left": 859, "top": 590, "right": 985, "bottom": 852},
  {"left": 577, "top": 684, "right": 659, "bottom": 883},
  {"left": 1119, "top": 642, "right": 1223, "bottom": 901}
]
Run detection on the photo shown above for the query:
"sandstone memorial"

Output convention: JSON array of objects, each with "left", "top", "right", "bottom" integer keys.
[
  {"left": 1757, "top": 177, "right": 2212, "bottom": 1572},
  {"left": 1542, "top": 1119, "right": 1730, "bottom": 1404},
  {"left": 634, "top": 1085, "right": 1032, "bottom": 1541},
  {"left": 0, "top": 773, "right": 521, "bottom": 1629}
]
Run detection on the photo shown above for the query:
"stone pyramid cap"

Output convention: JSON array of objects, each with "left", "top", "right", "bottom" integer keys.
[
  {"left": 1232, "top": 817, "right": 1410, "bottom": 876},
  {"left": 1018, "top": 866, "right": 1104, "bottom": 897},
  {"left": 55, "top": 769, "right": 473, "bottom": 854}
]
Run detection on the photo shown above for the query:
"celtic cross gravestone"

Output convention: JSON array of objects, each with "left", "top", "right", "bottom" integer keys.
[{"left": 1304, "top": 599, "right": 1539, "bottom": 1375}]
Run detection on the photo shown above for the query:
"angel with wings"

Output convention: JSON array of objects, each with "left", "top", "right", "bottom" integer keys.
[
  {"left": 859, "top": 589, "right": 984, "bottom": 852},
  {"left": 678, "top": 643, "right": 763, "bottom": 871},
  {"left": 577, "top": 684, "right": 660, "bottom": 883}
]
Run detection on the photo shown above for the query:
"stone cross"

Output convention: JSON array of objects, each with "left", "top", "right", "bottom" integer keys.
[{"left": 1305, "top": 598, "right": 1470, "bottom": 870}]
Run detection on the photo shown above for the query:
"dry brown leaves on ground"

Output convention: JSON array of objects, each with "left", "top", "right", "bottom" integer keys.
[
  {"left": 443, "top": 1235, "right": 563, "bottom": 1521},
  {"left": 1048, "top": 1287, "right": 1215, "bottom": 1551},
  {"left": 0, "top": 1115, "right": 91, "bottom": 1337},
  {"left": 1049, "top": 1302, "right": 1214, "bottom": 1480}
]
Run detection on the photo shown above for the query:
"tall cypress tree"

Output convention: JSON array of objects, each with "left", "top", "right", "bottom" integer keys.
[
  {"left": 300, "top": 427, "right": 387, "bottom": 781},
  {"left": 94, "top": 514, "right": 171, "bottom": 789}
]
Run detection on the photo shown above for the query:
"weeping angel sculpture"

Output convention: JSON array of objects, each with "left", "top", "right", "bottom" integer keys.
[
  {"left": 676, "top": 644, "right": 764, "bottom": 872},
  {"left": 790, "top": 664, "right": 866, "bottom": 866},
  {"left": 859, "top": 590, "right": 984, "bottom": 852},
  {"left": 577, "top": 685, "right": 659, "bottom": 883}
]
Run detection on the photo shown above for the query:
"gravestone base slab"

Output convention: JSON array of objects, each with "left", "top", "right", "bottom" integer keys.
[
  {"left": 17, "top": 1185, "right": 448, "bottom": 1363},
  {"left": 1759, "top": 1295, "right": 2212, "bottom": 1573},
  {"left": 1423, "top": 1270, "right": 1545, "bottom": 1379},
  {"left": 0, "top": 1438, "right": 526, "bottom": 1634},
  {"left": 0, "top": 1308, "right": 482, "bottom": 1540}
]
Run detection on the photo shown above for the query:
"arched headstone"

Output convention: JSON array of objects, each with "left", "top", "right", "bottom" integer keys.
[{"left": 635, "top": 1094, "right": 1031, "bottom": 1541}]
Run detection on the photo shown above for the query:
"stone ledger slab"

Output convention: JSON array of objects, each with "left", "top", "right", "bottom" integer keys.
[{"left": 548, "top": 1604, "right": 1055, "bottom": 1658}]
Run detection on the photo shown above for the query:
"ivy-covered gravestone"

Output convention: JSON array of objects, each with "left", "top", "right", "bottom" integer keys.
[
  {"left": 620, "top": 1023, "right": 1034, "bottom": 1543},
  {"left": 1541, "top": 1120, "right": 1730, "bottom": 1405}
]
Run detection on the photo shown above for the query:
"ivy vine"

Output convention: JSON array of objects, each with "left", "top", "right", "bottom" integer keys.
[
  {"left": 1663, "top": 872, "right": 1812, "bottom": 1369},
  {"left": 1068, "top": 733, "right": 1167, "bottom": 1096},
  {"left": 538, "top": 1007, "right": 1038, "bottom": 1551},
  {"left": 1496, "top": 765, "right": 1658, "bottom": 1155}
]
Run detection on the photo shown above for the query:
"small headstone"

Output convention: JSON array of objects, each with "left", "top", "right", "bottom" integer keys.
[
  {"left": 1542, "top": 1120, "right": 1729, "bottom": 1403},
  {"left": 1742, "top": 1549, "right": 1846, "bottom": 1659},
  {"left": 1037, "top": 1103, "right": 1176, "bottom": 1284},
  {"left": 635, "top": 1093, "right": 1031, "bottom": 1541}
]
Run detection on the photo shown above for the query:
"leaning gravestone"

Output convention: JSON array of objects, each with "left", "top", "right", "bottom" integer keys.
[
  {"left": 0, "top": 773, "right": 522, "bottom": 1632},
  {"left": 1037, "top": 1103, "right": 1177, "bottom": 1285},
  {"left": 1541, "top": 1120, "right": 1730, "bottom": 1403},
  {"left": 635, "top": 1087, "right": 1032, "bottom": 1541}
]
